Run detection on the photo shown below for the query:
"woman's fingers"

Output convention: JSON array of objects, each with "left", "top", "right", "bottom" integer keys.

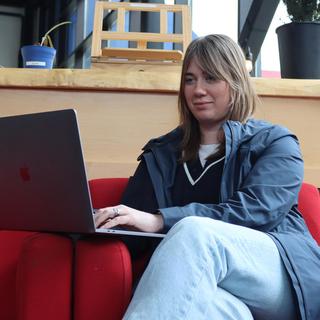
[
  {"left": 94, "top": 205, "right": 164, "bottom": 233},
  {"left": 99, "top": 214, "right": 129, "bottom": 229},
  {"left": 94, "top": 205, "right": 126, "bottom": 228}
]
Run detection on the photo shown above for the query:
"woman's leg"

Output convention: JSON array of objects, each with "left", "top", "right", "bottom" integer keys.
[
  {"left": 124, "top": 217, "right": 298, "bottom": 320},
  {"left": 126, "top": 285, "right": 253, "bottom": 320}
]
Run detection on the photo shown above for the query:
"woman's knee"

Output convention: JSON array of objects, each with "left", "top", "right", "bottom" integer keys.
[
  {"left": 166, "top": 216, "right": 225, "bottom": 251},
  {"left": 169, "top": 216, "right": 226, "bottom": 238},
  {"left": 169, "top": 216, "right": 211, "bottom": 236},
  {"left": 165, "top": 217, "right": 244, "bottom": 261}
]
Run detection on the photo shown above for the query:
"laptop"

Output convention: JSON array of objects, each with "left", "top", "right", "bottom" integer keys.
[{"left": 0, "top": 109, "right": 165, "bottom": 238}]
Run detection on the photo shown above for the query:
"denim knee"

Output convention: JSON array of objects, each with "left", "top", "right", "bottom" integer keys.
[
  {"left": 169, "top": 216, "right": 224, "bottom": 238},
  {"left": 169, "top": 216, "right": 209, "bottom": 237},
  {"left": 166, "top": 216, "right": 221, "bottom": 252},
  {"left": 162, "top": 217, "right": 228, "bottom": 280}
]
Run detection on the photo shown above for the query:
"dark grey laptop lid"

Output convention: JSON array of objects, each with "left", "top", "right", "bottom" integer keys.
[{"left": 0, "top": 109, "right": 96, "bottom": 233}]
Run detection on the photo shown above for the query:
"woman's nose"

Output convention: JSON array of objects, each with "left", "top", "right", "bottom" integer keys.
[{"left": 194, "top": 80, "right": 206, "bottom": 95}]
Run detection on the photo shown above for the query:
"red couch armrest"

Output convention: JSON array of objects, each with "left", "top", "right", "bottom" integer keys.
[
  {"left": 0, "top": 231, "right": 73, "bottom": 320},
  {"left": 0, "top": 231, "right": 38, "bottom": 320},
  {"left": 74, "top": 238, "right": 132, "bottom": 320},
  {"left": 16, "top": 233, "right": 73, "bottom": 320}
]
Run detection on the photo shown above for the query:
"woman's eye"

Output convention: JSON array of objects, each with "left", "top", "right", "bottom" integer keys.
[
  {"left": 205, "top": 75, "right": 215, "bottom": 82},
  {"left": 184, "top": 77, "right": 194, "bottom": 84}
]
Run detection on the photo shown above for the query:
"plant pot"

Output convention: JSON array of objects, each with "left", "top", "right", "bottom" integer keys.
[
  {"left": 21, "top": 45, "right": 56, "bottom": 69},
  {"left": 276, "top": 22, "right": 320, "bottom": 79}
]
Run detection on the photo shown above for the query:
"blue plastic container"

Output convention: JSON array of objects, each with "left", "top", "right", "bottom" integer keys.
[{"left": 21, "top": 45, "right": 56, "bottom": 69}]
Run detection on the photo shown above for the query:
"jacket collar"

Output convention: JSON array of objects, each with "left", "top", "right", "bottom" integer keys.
[{"left": 139, "top": 119, "right": 282, "bottom": 204}]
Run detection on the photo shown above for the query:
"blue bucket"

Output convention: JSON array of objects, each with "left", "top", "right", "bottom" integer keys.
[{"left": 21, "top": 45, "right": 56, "bottom": 69}]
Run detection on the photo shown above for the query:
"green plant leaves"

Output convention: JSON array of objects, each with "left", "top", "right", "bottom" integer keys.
[{"left": 283, "top": 0, "right": 320, "bottom": 22}]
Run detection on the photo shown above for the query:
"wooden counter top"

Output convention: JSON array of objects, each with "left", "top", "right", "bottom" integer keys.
[{"left": 0, "top": 65, "right": 319, "bottom": 98}]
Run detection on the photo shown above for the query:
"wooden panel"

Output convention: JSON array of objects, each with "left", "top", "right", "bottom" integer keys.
[
  {"left": 182, "top": 6, "right": 192, "bottom": 50},
  {"left": 99, "top": 2, "right": 188, "bottom": 13},
  {"left": 137, "top": 40, "right": 147, "bottom": 50},
  {"left": 253, "top": 77, "right": 320, "bottom": 98},
  {"left": 101, "top": 48, "right": 183, "bottom": 61},
  {"left": 255, "top": 96, "right": 320, "bottom": 185},
  {"left": 116, "top": 7, "right": 125, "bottom": 33},
  {"left": 1, "top": 68, "right": 319, "bottom": 98},
  {"left": 0, "top": 88, "right": 179, "bottom": 179},
  {"left": 0, "top": 66, "right": 182, "bottom": 92},
  {"left": 91, "top": 1, "right": 104, "bottom": 57},
  {"left": 0, "top": 68, "right": 319, "bottom": 185},
  {"left": 160, "top": 9, "right": 167, "bottom": 34},
  {"left": 0, "top": 86, "right": 319, "bottom": 186},
  {"left": 100, "top": 31, "right": 184, "bottom": 43}
]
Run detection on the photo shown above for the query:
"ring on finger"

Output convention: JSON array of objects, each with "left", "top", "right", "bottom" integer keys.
[{"left": 112, "top": 207, "right": 121, "bottom": 218}]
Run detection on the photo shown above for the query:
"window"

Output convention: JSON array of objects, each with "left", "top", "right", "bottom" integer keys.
[
  {"left": 191, "top": 0, "right": 238, "bottom": 41},
  {"left": 260, "top": 2, "right": 291, "bottom": 78}
]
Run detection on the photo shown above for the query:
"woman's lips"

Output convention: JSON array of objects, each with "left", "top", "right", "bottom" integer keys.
[
  {"left": 193, "top": 101, "right": 213, "bottom": 105},
  {"left": 193, "top": 101, "right": 213, "bottom": 108}
]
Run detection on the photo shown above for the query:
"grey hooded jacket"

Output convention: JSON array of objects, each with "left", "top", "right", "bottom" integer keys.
[{"left": 121, "top": 119, "right": 320, "bottom": 319}]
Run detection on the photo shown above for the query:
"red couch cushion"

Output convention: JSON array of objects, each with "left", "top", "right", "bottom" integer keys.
[{"left": 298, "top": 183, "right": 320, "bottom": 245}]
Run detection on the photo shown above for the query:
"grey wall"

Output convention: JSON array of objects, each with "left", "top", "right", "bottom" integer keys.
[{"left": 0, "top": 5, "right": 24, "bottom": 67}]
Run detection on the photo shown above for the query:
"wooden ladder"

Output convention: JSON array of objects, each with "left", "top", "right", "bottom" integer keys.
[{"left": 91, "top": 2, "right": 191, "bottom": 63}]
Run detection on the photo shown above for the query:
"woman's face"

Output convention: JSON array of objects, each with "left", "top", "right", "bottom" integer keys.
[{"left": 183, "top": 58, "right": 231, "bottom": 129}]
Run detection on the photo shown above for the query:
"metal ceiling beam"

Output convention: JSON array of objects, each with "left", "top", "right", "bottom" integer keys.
[{"left": 238, "top": 0, "right": 279, "bottom": 63}]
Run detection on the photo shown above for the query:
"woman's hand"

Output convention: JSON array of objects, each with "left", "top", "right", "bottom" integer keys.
[{"left": 93, "top": 205, "right": 164, "bottom": 233}]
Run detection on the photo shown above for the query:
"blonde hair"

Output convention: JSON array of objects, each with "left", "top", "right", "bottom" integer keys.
[{"left": 178, "top": 34, "right": 258, "bottom": 162}]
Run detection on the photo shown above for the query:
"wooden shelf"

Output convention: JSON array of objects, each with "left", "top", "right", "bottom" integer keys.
[{"left": 0, "top": 67, "right": 320, "bottom": 99}]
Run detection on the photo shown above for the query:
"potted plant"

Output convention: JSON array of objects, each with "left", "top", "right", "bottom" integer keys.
[
  {"left": 21, "top": 21, "right": 71, "bottom": 69},
  {"left": 276, "top": 0, "right": 320, "bottom": 79}
]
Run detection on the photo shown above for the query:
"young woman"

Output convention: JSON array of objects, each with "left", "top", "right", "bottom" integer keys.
[{"left": 94, "top": 34, "right": 320, "bottom": 319}]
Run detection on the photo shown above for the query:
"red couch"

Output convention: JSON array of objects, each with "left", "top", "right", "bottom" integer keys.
[
  {"left": 0, "top": 231, "right": 73, "bottom": 320},
  {"left": 1, "top": 179, "right": 319, "bottom": 320},
  {"left": 73, "top": 178, "right": 320, "bottom": 320}
]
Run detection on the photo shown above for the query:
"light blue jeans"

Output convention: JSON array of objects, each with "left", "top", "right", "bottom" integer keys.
[{"left": 123, "top": 217, "right": 298, "bottom": 320}]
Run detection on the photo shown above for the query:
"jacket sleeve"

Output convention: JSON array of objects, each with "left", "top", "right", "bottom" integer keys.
[{"left": 160, "top": 134, "right": 304, "bottom": 232}]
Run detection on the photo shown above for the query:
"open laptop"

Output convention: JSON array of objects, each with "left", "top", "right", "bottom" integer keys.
[{"left": 0, "top": 109, "right": 165, "bottom": 238}]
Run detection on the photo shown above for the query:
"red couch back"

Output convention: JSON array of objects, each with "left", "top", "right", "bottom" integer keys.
[
  {"left": 298, "top": 182, "right": 320, "bottom": 244},
  {"left": 89, "top": 178, "right": 129, "bottom": 208},
  {"left": 89, "top": 179, "right": 320, "bottom": 245}
]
